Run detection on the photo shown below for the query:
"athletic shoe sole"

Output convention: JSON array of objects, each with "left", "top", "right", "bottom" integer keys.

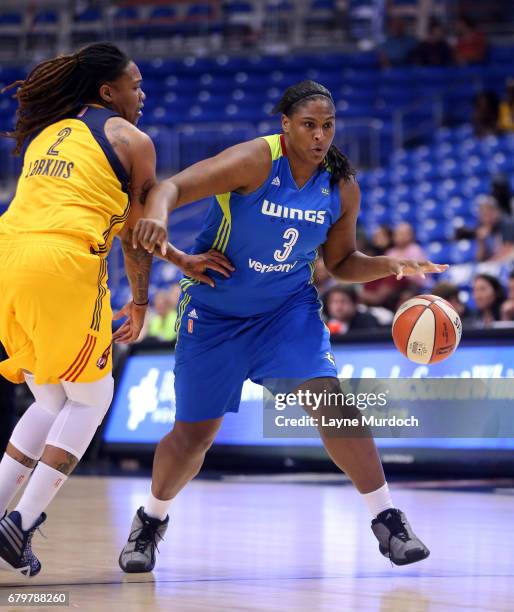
[{"left": 0, "top": 554, "right": 34, "bottom": 577}]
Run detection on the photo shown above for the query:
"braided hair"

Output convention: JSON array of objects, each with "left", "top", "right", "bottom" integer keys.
[
  {"left": 273, "top": 80, "right": 355, "bottom": 186},
  {"left": 1, "top": 42, "right": 130, "bottom": 155}
]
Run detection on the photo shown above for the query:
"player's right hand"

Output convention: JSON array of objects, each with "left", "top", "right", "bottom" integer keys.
[
  {"left": 132, "top": 218, "right": 168, "bottom": 255},
  {"left": 179, "top": 249, "right": 235, "bottom": 288}
]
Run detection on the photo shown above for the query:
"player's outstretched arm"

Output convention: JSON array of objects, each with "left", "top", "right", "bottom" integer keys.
[
  {"left": 323, "top": 179, "right": 449, "bottom": 282},
  {"left": 133, "top": 138, "right": 271, "bottom": 254}
]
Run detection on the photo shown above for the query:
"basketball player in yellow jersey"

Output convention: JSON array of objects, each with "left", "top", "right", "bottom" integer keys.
[{"left": 0, "top": 42, "right": 233, "bottom": 577}]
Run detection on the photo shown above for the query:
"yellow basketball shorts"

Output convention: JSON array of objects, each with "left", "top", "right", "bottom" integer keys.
[{"left": 0, "top": 234, "right": 113, "bottom": 385}]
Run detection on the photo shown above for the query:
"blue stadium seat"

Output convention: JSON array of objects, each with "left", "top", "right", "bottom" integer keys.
[
  {"left": 416, "top": 218, "right": 450, "bottom": 242},
  {"left": 34, "top": 10, "right": 58, "bottom": 24},
  {"left": 450, "top": 240, "right": 477, "bottom": 264},
  {"left": 266, "top": 0, "right": 294, "bottom": 12},
  {"left": 0, "top": 12, "right": 22, "bottom": 25},
  {"left": 150, "top": 7, "right": 177, "bottom": 19},
  {"left": 426, "top": 241, "right": 453, "bottom": 263},
  {"left": 224, "top": 1, "right": 254, "bottom": 15},
  {"left": 112, "top": 6, "right": 139, "bottom": 20},
  {"left": 73, "top": 8, "right": 101, "bottom": 22},
  {"left": 312, "top": 0, "right": 336, "bottom": 8},
  {"left": 188, "top": 4, "right": 215, "bottom": 17}
]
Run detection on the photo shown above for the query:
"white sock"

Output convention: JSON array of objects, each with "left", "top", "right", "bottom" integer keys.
[
  {"left": 15, "top": 462, "right": 68, "bottom": 530},
  {"left": 145, "top": 490, "right": 172, "bottom": 521},
  {"left": 361, "top": 482, "right": 394, "bottom": 518},
  {"left": 0, "top": 454, "right": 34, "bottom": 515}
]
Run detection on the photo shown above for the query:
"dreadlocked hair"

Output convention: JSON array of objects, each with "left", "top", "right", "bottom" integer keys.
[
  {"left": 1, "top": 42, "right": 129, "bottom": 155},
  {"left": 273, "top": 80, "right": 356, "bottom": 187}
]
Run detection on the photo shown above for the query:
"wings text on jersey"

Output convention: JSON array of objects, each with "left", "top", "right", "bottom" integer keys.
[{"left": 261, "top": 199, "right": 326, "bottom": 225}]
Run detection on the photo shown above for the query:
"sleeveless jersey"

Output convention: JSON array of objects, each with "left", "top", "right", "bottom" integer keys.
[
  {"left": 0, "top": 105, "right": 130, "bottom": 256},
  {"left": 179, "top": 134, "right": 341, "bottom": 317}
]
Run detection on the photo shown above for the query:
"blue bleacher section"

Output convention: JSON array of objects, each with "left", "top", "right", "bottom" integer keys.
[
  {"left": 1, "top": 47, "right": 513, "bottom": 182},
  {"left": 359, "top": 126, "right": 514, "bottom": 278}
]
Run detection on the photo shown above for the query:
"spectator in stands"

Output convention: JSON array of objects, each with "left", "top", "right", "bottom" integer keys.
[
  {"left": 387, "top": 223, "right": 425, "bottom": 261},
  {"left": 378, "top": 18, "right": 417, "bottom": 69},
  {"left": 323, "top": 285, "right": 380, "bottom": 335},
  {"left": 358, "top": 225, "right": 403, "bottom": 308},
  {"left": 491, "top": 173, "right": 513, "bottom": 215},
  {"left": 358, "top": 275, "right": 409, "bottom": 312},
  {"left": 453, "top": 16, "right": 487, "bottom": 65},
  {"left": 468, "top": 273, "right": 505, "bottom": 328},
  {"left": 500, "top": 270, "right": 514, "bottom": 322},
  {"left": 431, "top": 281, "right": 471, "bottom": 321},
  {"left": 358, "top": 225, "right": 403, "bottom": 311},
  {"left": 475, "top": 196, "right": 514, "bottom": 262},
  {"left": 411, "top": 20, "right": 453, "bottom": 67},
  {"left": 386, "top": 222, "right": 427, "bottom": 287},
  {"left": 369, "top": 225, "right": 393, "bottom": 256},
  {"left": 472, "top": 91, "right": 500, "bottom": 138},
  {"left": 498, "top": 78, "right": 514, "bottom": 132},
  {"left": 146, "top": 284, "right": 181, "bottom": 342}
]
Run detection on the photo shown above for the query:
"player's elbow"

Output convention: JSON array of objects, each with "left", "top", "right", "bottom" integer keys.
[{"left": 324, "top": 250, "right": 356, "bottom": 279}]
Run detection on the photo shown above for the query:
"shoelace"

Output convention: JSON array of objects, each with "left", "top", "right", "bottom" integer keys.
[
  {"left": 380, "top": 512, "right": 409, "bottom": 567},
  {"left": 385, "top": 512, "right": 409, "bottom": 543},
  {"left": 132, "top": 522, "right": 164, "bottom": 555}
]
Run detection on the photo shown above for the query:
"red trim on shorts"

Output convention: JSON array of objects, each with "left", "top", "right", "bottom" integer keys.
[
  {"left": 69, "top": 336, "right": 97, "bottom": 382},
  {"left": 59, "top": 334, "right": 97, "bottom": 382},
  {"left": 280, "top": 134, "right": 287, "bottom": 156},
  {"left": 59, "top": 335, "right": 92, "bottom": 380}
]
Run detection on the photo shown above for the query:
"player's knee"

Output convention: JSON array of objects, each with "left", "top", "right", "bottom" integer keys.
[{"left": 170, "top": 422, "right": 217, "bottom": 457}]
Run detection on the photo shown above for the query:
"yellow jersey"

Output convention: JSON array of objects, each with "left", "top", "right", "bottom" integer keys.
[{"left": 0, "top": 105, "right": 130, "bottom": 256}]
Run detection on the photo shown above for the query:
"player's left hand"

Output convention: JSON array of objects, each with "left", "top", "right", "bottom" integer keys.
[
  {"left": 178, "top": 249, "right": 235, "bottom": 288},
  {"left": 389, "top": 258, "right": 449, "bottom": 280},
  {"left": 112, "top": 301, "right": 148, "bottom": 344}
]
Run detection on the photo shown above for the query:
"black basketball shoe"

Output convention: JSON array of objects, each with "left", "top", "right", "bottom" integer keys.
[
  {"left": 119, "top": 507, "right": 169, "bottom": 573},
  {"left": 371, "top": 508, "right": 430, "bottom": 566},
  {"left": 0, "top": 511, "right": 46, "bottom": 577}
]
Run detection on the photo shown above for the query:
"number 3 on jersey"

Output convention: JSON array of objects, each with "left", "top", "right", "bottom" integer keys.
[{"left": 274, "top": 228, "right": 299, "bottom": 262}]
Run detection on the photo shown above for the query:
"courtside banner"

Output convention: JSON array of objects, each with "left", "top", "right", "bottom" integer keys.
[{"left": 262, "top": 378, "right": 514, "bottom": 438}]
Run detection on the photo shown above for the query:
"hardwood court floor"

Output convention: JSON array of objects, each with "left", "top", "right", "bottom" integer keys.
[{"left": 0, "top": 475, "right": 513, "bottom": 611}]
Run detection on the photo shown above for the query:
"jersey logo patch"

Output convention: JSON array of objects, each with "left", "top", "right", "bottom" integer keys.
[
  {"left": 188, "top": 309, "right": 199, "bottom": 319},
  {"left": 325, "top": 351, "right": 336, "bottom": 367},
  {"left": 271, "top": 176, "right": 281, "bottom": 186},
  {"left": 96, "top": 343, "right": 112, "bottom": 370},
  {"left": 321, "top": 187, "right": 330, "bottom": 196}
]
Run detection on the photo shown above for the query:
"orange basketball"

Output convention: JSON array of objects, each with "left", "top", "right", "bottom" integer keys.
[{"left": 392, "top": 295, "right": 462, "bottom": 364}]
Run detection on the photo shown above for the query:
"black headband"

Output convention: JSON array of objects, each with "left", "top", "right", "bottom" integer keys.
[{"left": 275, "top": 91, "right": 334, "bottom": 116}]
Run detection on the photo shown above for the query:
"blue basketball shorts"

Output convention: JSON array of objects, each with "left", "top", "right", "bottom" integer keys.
[{"left": 173, "top": 287, "right": 338, "bottom": 422}]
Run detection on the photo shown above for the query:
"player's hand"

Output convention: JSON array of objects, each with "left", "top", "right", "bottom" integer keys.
[
  {"left": 112, "top": 301, "right": 148, "bottom": 344},
  {"left": 389, "top": 258, "right": 449, "bottom": 280},
  {"left": 132, "top": 218, "right": 168, "bottom": 256},
  {"left": 178, "top": 249, "right": 235, "bottom": 288}
]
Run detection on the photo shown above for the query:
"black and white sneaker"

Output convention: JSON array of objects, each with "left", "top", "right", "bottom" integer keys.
[
  {"left": 119, "top": 507, "right": 168, "bottom": 573},
  {"left": 0, "top": 511, "right": 46, "bottom": 577},
  {"left": 371, "top": 508, "right": 430, "bottom": 566}
]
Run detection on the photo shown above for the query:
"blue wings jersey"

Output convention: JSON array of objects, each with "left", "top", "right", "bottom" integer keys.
[{"left": 179, "top": 134, "right": 341, "bottom": 317}]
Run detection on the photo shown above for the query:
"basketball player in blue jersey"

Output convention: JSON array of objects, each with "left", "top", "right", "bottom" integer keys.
[{"left": 120, "top": 81, "right": 448, "bottom": 571}]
